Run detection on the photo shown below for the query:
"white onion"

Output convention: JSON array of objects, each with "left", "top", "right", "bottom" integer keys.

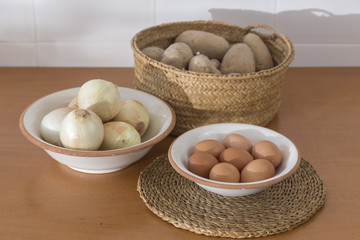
[
  {"left": 112, "top": 99, "right": 150, "bottom": 136},
  {"left": 40, "top": 107, "right": 75, "bottom": 147},
  {"left": 60, "top": 109, "right": 104, "bottom": 151},
  {"left": 77, "top": 79, "right": 121, "bottom": 122},
  {"left": 100, "top": 121, "right": 141, "bottom": 150},
  {"left": 68, "top": 96, "right": 78, "bottom": 108}
]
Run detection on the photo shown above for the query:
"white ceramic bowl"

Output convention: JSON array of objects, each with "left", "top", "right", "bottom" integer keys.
[
  {"left": 168, "top": 123, "right": 301, "bottom": 197},
  {"left": 20, "top": 87, "right": 176, "bottom": 174}
]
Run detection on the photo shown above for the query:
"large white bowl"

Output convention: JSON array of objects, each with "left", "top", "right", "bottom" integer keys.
[
  {"left": 20, "top": 87, "right": 176, "bottom": 174},
  {"left": 168, "top": 123, "right": 301, "bottom": 197}
]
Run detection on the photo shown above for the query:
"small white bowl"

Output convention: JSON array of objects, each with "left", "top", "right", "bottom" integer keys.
[
  {"left": 168, "top": 123, "right": 301, "bottom": 197},
  {"left": 20, "top": 87, "right": 176, "bottom": 174}
]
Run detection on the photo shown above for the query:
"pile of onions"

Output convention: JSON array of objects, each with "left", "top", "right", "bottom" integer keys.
[{"left": 40, "top": 79, "right": 150, "bottom": 151}]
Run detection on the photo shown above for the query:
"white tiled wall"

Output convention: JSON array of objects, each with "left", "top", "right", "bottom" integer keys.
[{"left": 1, "top": 0, "right": 360, "bottom": 67}]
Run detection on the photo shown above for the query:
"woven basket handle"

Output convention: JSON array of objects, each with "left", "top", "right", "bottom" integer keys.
[{"left": 244, "top": 24, "right": 276, "bottom": 36}]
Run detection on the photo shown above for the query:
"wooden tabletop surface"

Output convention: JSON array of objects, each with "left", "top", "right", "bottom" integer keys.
[{"left": 1, "top": 67, "right": 359, "bottom": 239}]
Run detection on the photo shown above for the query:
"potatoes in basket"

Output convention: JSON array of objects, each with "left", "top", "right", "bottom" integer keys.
[
  {"left": 160, "top": 42, "right": 193, "bottom": 69},
  {"left": 143, "top": 28, "right": 274, "bottom": 74},
  {"left": 210, "top": 59, "right": 221, "bottom": 70},
  {"left": 175, "top": 30, "right": 230, "bottom": 60},
  {"left": 220, "top": 43, "right": 255, "bottom": 74},
  {"left": 141, "top": 46, "right": 164, "bottom": 61},
  {"left": 189, "top": 53, "right": 221, "bottom": 74},
  {"left": 243, "top": 33, "right": 274, "bottom": 71}
]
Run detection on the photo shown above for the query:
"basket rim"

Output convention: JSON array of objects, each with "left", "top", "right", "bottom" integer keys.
[{"left": 131, "top": 20, "right": 295, "bottom": 80}]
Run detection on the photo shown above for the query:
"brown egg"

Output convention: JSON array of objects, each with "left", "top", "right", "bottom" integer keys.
[
  {"left": 187, "top": 152, "right": 219, "bottom": 178},
  {"left": 252, "top": 140, "right": 282, "bottom": 167},
  {"left": 241, "top": 159, "right": 275, "bottom": 183},
  {"left": 209, "top": 163, "right": 240, "bottom": 183},
  {"left": 224, "top": 133, "right": 252, "bottom": 152},
  {"left": 219, "top": 147, "right": 254, "bottom": 171},
  {"left": 192, "top": 139, "right": 225, "bottom": 158}
]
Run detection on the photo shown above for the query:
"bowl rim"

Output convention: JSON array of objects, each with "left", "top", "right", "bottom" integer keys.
[
  {"left": 19, "top": 87, "right": 176, "bottom": 157},
  {"left": 168, "top": 123, "right": 301, "bottom": 189}
]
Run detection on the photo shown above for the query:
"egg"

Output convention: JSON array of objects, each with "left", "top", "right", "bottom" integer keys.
[
  {"left": 252, "top": 140, "right": 282, "bottom": 167},
  {"left": 209, "top": 162, "right": 240, "bottom": 183},
  {"left": 219, "top": 147, "right": 254, "bottom": 171},
  {"left": 192, "top": 139, "right": 225, "bottom": 158},
  {"left": 224, "top": 133, "right": 253, "bottom": 152},
  {"left": 241, "top": 159, "right": 275, "bottom": 183},
  {"left": 187, "top": 152, "right": 219, "bottom": 178}
]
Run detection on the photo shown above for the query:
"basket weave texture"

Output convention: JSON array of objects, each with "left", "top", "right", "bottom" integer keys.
[
  {"left": 137, "top": 153, "right": 326, "bottom": 238},
  {"left": 131, "top": 21, "right": 295, "bottom": 136}
]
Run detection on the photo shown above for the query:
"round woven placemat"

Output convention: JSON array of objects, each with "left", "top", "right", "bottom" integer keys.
[{"left": 137, "top": 153, "right": 326, "bottom": 238}]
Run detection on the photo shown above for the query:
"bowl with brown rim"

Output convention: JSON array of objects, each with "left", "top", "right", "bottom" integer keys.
[
  {"left": 168, "top": 123, "right": 300, "bottom": 197},
  {"left": 20, "top": 87, "right": 176, "bottom": 174}
]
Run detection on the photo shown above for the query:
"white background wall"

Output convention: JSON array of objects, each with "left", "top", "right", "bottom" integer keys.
[{"left": 0, "top": 0, "right": 359, "bottom": 67}]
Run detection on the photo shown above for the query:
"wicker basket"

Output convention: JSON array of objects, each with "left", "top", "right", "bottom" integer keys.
[{"left": 131, "top": 21, "right": 294, "bottom": 136}]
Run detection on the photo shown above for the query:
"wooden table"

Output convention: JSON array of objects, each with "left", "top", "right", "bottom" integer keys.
[{"left": 1, "top": 67, "right": 359, "bottom": 239}]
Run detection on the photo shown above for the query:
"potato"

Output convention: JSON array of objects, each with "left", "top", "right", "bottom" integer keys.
[
  {"left": 220, "top": 43, "right": 255, "bottom": 74},
  {"left": 210, "top": 59, "right": 220, "bottom": 70},
  {"left": 141, "top": 46, "right": 164, "bottom": 61},
  {"left": 189, "top": 54, "right": 221, "bottom": 74},
  {"left": 160, "top": 42, "right": 193, "bottom": 69},
  {"left": 175, "top": 30, "right": 230, "bottom": 60},
  {"left": 243, "top": 33, "right": 273, "bottom": 71}
]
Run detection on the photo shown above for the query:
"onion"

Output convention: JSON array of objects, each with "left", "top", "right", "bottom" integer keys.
[
  {"left": 60, "top": 109, "right": 104, "bottom": 151},
  {"left": 100, "top": 121, "right": 141, "bottom": 150},
  {"left": 68, "top": 96, "right": 78, "bottom": 108},
  {"left": 40, "top": 107, "right": 75, "bottom": 147},
  {"left": 77, "top": 79, "right": 121, "bottom": 122},
  {"left": 112, "top": 99, "right": 150, "bottom": 136}
]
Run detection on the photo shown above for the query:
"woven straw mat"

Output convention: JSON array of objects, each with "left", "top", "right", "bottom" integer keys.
[{"left": 137, "top": 153, "right": 326, "bottom": 239}]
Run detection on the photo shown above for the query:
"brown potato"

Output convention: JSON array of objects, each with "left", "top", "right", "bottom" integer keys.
[
  {"left": 141, "top": 46, "right": 164, "bottom": 61},
  {"left": 189, "top": 54, "right": 221, "bottom": 74},
  {"left": 243, "top": 33, "right": 274, "bottom": 71},
  {"left": 160, "top": 42, "right": 193, "bottom": 69},
  {"left": 210, "top": 59, "right": 221, "bottom": 70},
  {"left": 220, "top": 43, "right": 255, "bottom": 74},
  {"left": 175, "top": 30, "right": 230, "bottom": 60}
]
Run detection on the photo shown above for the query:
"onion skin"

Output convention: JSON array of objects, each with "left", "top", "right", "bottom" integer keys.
[
  {"left": 100, "top": 121, "right": 141, "bottom": 150},
  {"left": 68, "top": 96, "right": 78, "bottom": 108},
  {"left": 112, "top": 99, "right": 150, "bottom": 136},
  {"left": 60, "top": 109, "right": 104, "bottom": 151},
  {"left": 77, "top": 79, "right": 121, "bottom": 122},
  {"left": 40, "top": 107, "right": 75, "bottom": 147}
]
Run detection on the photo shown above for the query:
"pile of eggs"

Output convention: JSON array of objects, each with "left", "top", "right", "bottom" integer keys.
[{"left": 187, "top": 133, "right": 282, "bottom": 183}]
